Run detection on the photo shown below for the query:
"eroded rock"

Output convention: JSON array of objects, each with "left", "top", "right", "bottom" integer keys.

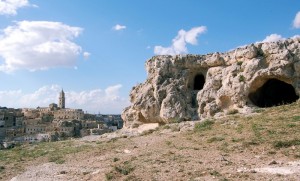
[{"left": 122, "top": 37, "right": 300, "bottom": 128}]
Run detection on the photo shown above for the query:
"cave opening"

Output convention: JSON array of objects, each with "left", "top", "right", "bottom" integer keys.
[
  {"left": 249, "top": 79, "right": 299, "bottom": 108},
  {"left": 191, "top": 74, "right": 205, "bottom": 108},
  {"left": 194, "top": 74, "right": 205, "bottom": 90}
]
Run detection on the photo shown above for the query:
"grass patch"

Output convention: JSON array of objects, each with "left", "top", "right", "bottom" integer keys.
[
  {"left": 251, "top": 123, "right": 264, "bottom": 140},
  {"left": 292, "top": 116, "right": 300, "bottom": 122},
  {"left": 236, "top": 124, "right": 244, "bottom": 134},
  {"left": 287, "top": 123, "right": 296, "bottom": 128},
  {"left": 194, "top": 120, "right": 214, "bottom": 132},
  {"left": 48, "top": 155, "right": 65, "bottom": 164},
  {"left": 207, "top": 136, "right": 225, "bottom": 143},
  {"left": 273, "top": 139, "right": 300, "bottom": 148}
]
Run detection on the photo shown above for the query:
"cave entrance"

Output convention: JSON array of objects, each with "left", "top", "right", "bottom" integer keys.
[
  {"left": 249, "top": 79, "right": 299, "bottom": 108},
  {"left": 194, "top": 74, "right": 205, "bottom": 90},
  {"left": 191, "top": 74, "right": 205, "bottom": 108}
]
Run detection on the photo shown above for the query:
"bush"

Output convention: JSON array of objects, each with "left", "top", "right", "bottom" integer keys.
[{"left": 114, "top": 161, "right": 135, "bottom": 175}]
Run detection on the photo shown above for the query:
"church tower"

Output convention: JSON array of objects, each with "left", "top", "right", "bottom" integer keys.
[{"left": 59, "top": 89, "right": 65, "bottom": 109}]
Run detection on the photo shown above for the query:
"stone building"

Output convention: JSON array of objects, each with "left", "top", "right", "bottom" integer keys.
[{"left": 54, "top": 109, "right": 84, "bottom": 120}]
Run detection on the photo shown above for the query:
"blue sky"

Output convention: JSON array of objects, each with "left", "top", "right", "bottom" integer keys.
[{"left": 0, "top": 0, "right": 299, "bottom": 114}]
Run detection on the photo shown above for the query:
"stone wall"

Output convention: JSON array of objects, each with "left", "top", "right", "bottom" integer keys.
[{"left": 122, "top": 37, "right": 300, "bottom": 128}]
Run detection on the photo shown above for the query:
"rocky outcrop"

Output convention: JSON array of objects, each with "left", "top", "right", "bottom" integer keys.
[{"left": 122, "top": 37, "right": 300, "bottom": 128}]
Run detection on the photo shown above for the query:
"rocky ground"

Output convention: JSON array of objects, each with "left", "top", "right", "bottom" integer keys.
[{"left": 1, "top": 103, "right": 300, "bottom": 181}]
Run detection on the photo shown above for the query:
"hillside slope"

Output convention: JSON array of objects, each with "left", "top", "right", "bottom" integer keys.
[{"left": 1, "top": 102, "right": 300, "bottom": 181}]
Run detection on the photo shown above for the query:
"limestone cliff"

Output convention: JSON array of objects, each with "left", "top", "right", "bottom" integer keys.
[{"left": 122, "top": 37, "right": 300, "bottom": 128}]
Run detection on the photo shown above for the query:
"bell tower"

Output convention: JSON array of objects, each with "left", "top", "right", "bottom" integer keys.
[{"left": 59, "top": 89, "right": 65, "bottom": 109}]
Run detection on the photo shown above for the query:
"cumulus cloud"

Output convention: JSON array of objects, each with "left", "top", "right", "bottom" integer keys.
[
  {"left": 293, "top": 11, "right": 300, "bottom": 28},
  {"left": 0, "top": 21, "right": 84, "bottom": 72},
  {"left": 0, "top": 84, "right": 129, "bottom": 114},
  {"left": 260, "top": 34, "right": 285, "bottom": 43},
  {"left": 113, "top": 24, "right": 126, "bottom": 31},
  {"left": 154, "top": 26, "right": 207, "bottom": 55},
  {"left": 0, "top": 0, "right": 35, "bottom": 15},
  {"left": 83, "top": 51, "right": 90, "bottom": 60}
]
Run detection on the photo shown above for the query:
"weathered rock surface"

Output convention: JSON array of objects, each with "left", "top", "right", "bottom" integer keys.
[{"left": 122, "top": 37, "right": 300, "bottom": 128}]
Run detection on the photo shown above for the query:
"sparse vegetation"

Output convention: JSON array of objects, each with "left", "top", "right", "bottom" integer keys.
[
  {"left": 114, "top": 161, "right": 135, "bottom": 175},
  {"left": 1, "top": 103, "right": 300, "bottom": 180},
  {"left": 48, "top": 155, "right": 65, "bottom": 164},
  {"left": 227, "top": 109, "right": 238, "bottom": 115},
  {"left": 113, "top": 157, "right": 120, "bottom": 162},
  {"left": 273, "top": 139, "right": 300, "bottom": 148},
  {"left": 239, "top": 75, "right": 245, "bottom": 82},
  {"left": 194, "top": 119, "right": 214, "bottom": 132},
  {"left": 207, "top": 136, "right": 225, "bottom": 143},
  {"left": 237, "top": 61, "right": 243, "bottom": 66}
]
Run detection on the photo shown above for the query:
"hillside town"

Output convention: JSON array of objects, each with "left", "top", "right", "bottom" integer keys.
[{"left": 0, "top": 90, "right": 123, "bottom": 149}]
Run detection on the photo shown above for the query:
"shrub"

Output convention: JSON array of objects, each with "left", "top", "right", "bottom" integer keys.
[
  {"left": 105, "top": 172, "right": 115, "bottom": 180},
  {"left": 239, "top": 75, "right": 245, "bottom": 82},
  {"left": 114, "top": 161, "right": 135, "bottom": 175}
]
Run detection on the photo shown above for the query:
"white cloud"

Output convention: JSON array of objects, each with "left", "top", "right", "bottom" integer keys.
[
  {"left": 0, "top": 0, "right": 35, "bottom": 16},
  {"left": 293, "top": 11, "right": 300, "bottom": 28},
  {"left": 0, "top": 21, "right": 84, "bottom": 73},
  {"left": 0, "top": 84, "right": 129, "bottom": 114},
  {"left": 154, "top": 26, "right": 207, "bottom": 55},
  {"left": 113, "top": 24, "right": 126, "bottom": 31},
  {"left": 260, "top": 34, "right": 285, "bottom": 43},
  {"left": 83, "top": 51, "right": 90, "bottom": 60}
]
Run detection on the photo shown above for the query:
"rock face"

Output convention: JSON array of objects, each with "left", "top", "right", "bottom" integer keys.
[{"left": 122, "top": 37, "right": 300, "bottom": 128}]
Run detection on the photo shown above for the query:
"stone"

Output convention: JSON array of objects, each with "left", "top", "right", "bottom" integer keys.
[{"left": 122, "top": 37, "right": 300, "bottom": 129}]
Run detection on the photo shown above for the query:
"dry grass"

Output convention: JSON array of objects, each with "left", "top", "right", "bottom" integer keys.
[{"left": 1, "top": 102, "right": 300, "bottom": 180}]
